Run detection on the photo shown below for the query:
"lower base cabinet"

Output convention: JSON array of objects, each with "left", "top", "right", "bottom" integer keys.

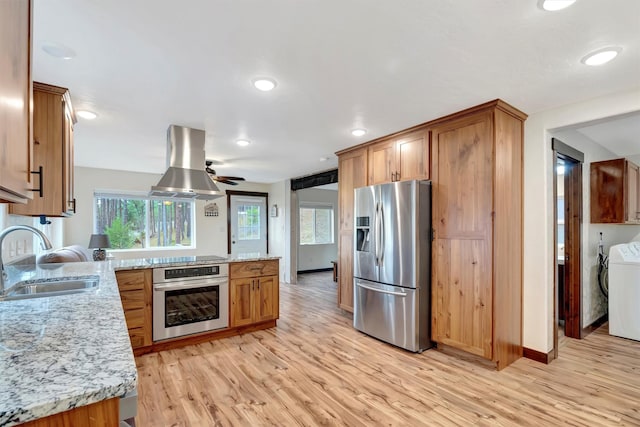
[
  {"left": 115, "top": 269, "right": 152, "bottom": 349},
  {"left": 230, "top": 260, "right": 279, "bottom": 327}
]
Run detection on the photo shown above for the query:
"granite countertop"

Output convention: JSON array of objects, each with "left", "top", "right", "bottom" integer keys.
[
  {"left": 109, "top": 253, "right": 281, "bottom": 271},
  {"left": 0, "top": 253, "right": 279, "bottom": 425},
  {"left": 0, "top": 262, "right": 137, "bottom": 426}
]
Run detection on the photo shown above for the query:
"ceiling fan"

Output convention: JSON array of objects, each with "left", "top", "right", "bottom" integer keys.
[{"left": 205, "top": 160, "right": 246, "bottom": 186}]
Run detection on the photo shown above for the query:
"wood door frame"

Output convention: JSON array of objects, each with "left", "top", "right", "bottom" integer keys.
[
  {"left": 552, "top": 138, "right": 584, "bottom": 359},
  {"left": 226, "top": 190, "right": 269, "bottom": 255}
]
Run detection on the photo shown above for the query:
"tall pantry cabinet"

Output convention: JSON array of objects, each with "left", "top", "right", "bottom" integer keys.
[
  {"left": 429, "top": 100, "right": 526, "bottom": 370},
  {"left": 337, "top": 148, "right": 367, "bottom": 312}
]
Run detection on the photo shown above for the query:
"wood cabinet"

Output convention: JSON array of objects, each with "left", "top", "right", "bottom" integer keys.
[
  {"left": 0, "top": 0, "right": 33, "bottom": 203},
  {"left": 229, "top": 260, "right": 279, "bottom": 327},
  {"left": 115, "top": 269, "right": 153, "bottom": 349},
  {"left": 10, "top": 82, "right": 76, "bottom": 217},
  {"left": 368, "top": 127, "right": 430, "bottom": 185},
  {"left": 590, "top": 158, "right": 640, "bottom": 224},
  {"left": 336, "top": 147, "right": 368, "bottom": 312},
  {"left": 430, "top": 100, "right": 526, "bottom": 370}
]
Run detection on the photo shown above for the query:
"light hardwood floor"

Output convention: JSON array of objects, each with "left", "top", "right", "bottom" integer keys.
[{"left": 135, "top": 272, "right": 640, "bottom": 426}]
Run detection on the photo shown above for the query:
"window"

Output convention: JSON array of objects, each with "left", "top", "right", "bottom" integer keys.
[
  {"left": 299, "top": 203, "right": 334, "bottom": 245},
  {"left": 94, "top": 192, "right": 195, "bottom": 250}
]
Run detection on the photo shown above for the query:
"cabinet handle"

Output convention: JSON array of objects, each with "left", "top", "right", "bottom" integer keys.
[
  {"left": 29, "top": 166, "right": 44, "bottom": 197},
  {"left": 70, "top": 198, "right": 76, "bottom": 213}
]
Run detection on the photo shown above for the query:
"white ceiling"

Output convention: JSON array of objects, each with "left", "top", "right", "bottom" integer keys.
[{"left": 32, "top": 0, "right": 640, "bottom": 184}]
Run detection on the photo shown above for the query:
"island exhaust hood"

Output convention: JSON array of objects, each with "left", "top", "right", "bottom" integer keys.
[{"left": 150, "top": 125, "right": 224, "bottom": 200}]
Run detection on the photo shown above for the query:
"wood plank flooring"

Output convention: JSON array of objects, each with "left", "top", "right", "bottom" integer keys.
[{"left": 135, "top": 272, "right": 640, "bottom": 426}]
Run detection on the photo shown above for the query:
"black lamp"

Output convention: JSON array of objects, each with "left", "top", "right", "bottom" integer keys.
[{"left": 88, "top": 234, "right": 111, "bottom": 261}]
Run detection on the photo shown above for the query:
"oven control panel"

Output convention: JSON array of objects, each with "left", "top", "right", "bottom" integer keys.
[{"left": 153, "top": 264, "right": 229, "bottom": 283}]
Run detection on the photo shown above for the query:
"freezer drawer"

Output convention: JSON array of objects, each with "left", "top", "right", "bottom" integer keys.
[{"left": 353, "top": 279, "right": 431, "bottom": 352}]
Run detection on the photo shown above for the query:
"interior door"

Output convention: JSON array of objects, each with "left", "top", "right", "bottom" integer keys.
[
  {"left": 230, "top": 194, "right": 267, "bottom": 256},
  {"left": 563, "top": 160, "right": 582, "bottom": 339}
]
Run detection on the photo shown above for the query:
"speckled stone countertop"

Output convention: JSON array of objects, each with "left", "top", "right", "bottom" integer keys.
[
  {"left": 0, "top": 253, "right": 279, "bottom": 426},
  {"left": 109, "top": 253, "right": 280, "bottom": 271},
  {"left": 0, "top": 262, "right": 137, "bottom": 426}
]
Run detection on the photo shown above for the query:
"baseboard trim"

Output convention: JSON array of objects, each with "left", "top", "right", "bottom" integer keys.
[
  {"left": 523, "top": 347, "right": 553, "bottom": 364},
  {"left": 297, "top": 268, "right": 332, "bottom": 274},
  {"left": 583, "top": 313, "right": 608, "bottom": 336}
]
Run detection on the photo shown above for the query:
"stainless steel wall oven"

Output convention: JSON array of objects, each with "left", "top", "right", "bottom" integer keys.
[{"left": 152, "top": 264, "right": 229, "bottom": 341}]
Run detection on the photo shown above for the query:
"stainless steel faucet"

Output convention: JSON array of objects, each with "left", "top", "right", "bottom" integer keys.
[{"left": 0, "top": 225, "right": 53, "bottom": 295}]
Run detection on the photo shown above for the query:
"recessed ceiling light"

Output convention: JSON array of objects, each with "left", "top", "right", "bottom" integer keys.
[
  {"left": 538, "top": 0, "right": 576, "bottom": 11},
  {"left": 351, "top": 128, "right": 367, "bottom": 137},
  {"left": 76, "top": 110, "right": 98, "bottom": 120},
  {"left": 581, "top": 47, "right": 621, "bottom": 66},
  {"left": 319, "top": 157, "right": 329, "bottom": 162},
  {"left": 236, "top": 139, "right": 251, "bottom": 147},
  {"left": 42, "top": 42, "right": 76, "bottom": 59},
  {"left": 252, "top": 78, "right": 277, "bottom": 91}
]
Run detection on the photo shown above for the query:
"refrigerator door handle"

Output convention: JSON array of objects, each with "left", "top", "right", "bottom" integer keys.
[
  {"left": 379, "top": 202, "right": 385, "bottom": 264},
  {"left": 374, "top": 202, "right": 381, "bottom": 266},
  {"left": 356, "top": 281, "right": 407, "bottom": 297}
]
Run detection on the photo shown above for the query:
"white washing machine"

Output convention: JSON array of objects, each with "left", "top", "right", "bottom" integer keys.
[{"left": 608, "top": 241, "right": 640, "bottom": 341}]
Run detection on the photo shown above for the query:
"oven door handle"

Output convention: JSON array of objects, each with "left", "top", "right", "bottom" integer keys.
[{"left": 153, "top": 279, "right": 227, "bottom": 292}]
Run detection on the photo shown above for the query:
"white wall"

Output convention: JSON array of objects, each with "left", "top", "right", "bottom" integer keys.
[
  {"left": 0, "top": 204, "right": 64, "bottom": 263},
  {"left": 296, "top": 188, "right": 338, "bottom": 271},
  {"left": 268, "top": 180, "right": 287, "bottom": 283},
  {"left": 66, "top": 167, "right": 270, "bottom": 259},
  {"left": 523, "top": 88, "right": 640, "bottom": 353},
  {"left": 552, "top": 128, "right": 640, "bottom": 327}
]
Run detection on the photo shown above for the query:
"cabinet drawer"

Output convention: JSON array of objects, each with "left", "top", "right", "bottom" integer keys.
[
  {"left": 123, "top": 308, "right": 145, "bottom": 329},
  {"left": 128, "top": 327, "right": 146, "bottom": 348},
  {"left": 230, "top": 260, "right": 279, "bottom": 278},
  {"left": 116, "top": 270, "right": 146, "bottom": 292},
  {"left": 119, "top": 290, "right": 144, "bottom": 311}
]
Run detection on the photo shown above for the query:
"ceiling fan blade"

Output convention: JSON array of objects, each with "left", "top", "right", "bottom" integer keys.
[
  {"left": 216, "top": 176, "right": 245, "bottom": 181},
  {"left": 214, "top": 178, "right": 239, "bottom": 185}
]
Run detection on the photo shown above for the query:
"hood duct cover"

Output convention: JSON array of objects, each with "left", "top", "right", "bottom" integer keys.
[{"left": 150, "top": 125, "right": 224, "bottom": 200}]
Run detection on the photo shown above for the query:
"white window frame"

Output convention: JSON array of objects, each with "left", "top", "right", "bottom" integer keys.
[
  {"left": 93, "top": 190, "right": 196, "bottom": 252},
  {"left": 299, "top": 202, "right": 335, "bottom": 246}
]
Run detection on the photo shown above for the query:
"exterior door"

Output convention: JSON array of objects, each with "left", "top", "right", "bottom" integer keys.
[{"left": 229, "top": 194, "right": 267, "bottom": 256}]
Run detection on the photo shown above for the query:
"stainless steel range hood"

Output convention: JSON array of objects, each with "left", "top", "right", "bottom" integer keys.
[{"left": 150, "top": 125, "right": 224, "bottom": 200}]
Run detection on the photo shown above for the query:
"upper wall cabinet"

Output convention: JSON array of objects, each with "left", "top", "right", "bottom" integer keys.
[
  {"left": 590, "top": 158, "right": 640, "bottom": 224},
  {"left": 0, "top": 0, "right": 33, "bottom": 203},
  {"left": 368, "top": 127, "right": 430, "bottom": 185},
  {"left": 10, "top": 82, "right": 77, "bottom": 217}
]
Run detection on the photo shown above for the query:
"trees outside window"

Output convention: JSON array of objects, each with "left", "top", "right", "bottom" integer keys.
[
  {"left": 299, "top": 204, "right": 334, "bottom": 245},
  {"left": 94, "top": 193, "right": 194, "bottom": 250}
]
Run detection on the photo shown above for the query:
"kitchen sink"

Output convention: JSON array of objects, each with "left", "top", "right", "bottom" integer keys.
[{"left": 1, "top": 277, "right": 99, "bottom": 301}]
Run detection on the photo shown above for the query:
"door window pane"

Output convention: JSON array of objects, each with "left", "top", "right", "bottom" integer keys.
[{"left": 237, "top": 204, "right": 261, "bottom": 240}]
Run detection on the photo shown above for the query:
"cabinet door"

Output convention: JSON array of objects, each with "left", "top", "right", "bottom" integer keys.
[
  {"left": 368, "top": 139, "right": 395, "bottom": 184},
  {"left": 230, "top": 277, "right": 254, "bottom": 327},
  {"left": 590, "top": 159, "right": 625, "bottom": 223},
  {"left": 627, "top": 161, "right": 639, "bottom": 223},
  {"left": 63, "top": 103, "right": 75, "bottom": 214},
  {"left": 396, "top": 128, "right": 430, "bottom": 181},
  {"left": 0, "top": 0, "right": 33, "bottom": 203},
  {"left": 255, "top": 275, "right": 279, "bottom": 322},
  {"left": 338, "top": 148, "right": 368, "bottom": 230},
  {"left": 431, "top": 112, "right": 493, "bottom": 359}
]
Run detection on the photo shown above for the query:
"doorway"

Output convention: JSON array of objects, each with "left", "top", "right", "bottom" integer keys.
[
  {"left": 227, "top": 191, "right": 268, "bottom": 256},
  {"left": 553, "top": 138, "right": 584, "bottom": 358}
]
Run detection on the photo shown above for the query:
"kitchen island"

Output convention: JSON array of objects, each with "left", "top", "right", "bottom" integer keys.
[{"left": 0, "top": 254, "right": 279, "bottom": 426}]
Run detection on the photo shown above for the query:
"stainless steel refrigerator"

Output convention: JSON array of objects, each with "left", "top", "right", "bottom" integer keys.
[{"left": 353, "top": 180, "right": 432, "bottom": 352}]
